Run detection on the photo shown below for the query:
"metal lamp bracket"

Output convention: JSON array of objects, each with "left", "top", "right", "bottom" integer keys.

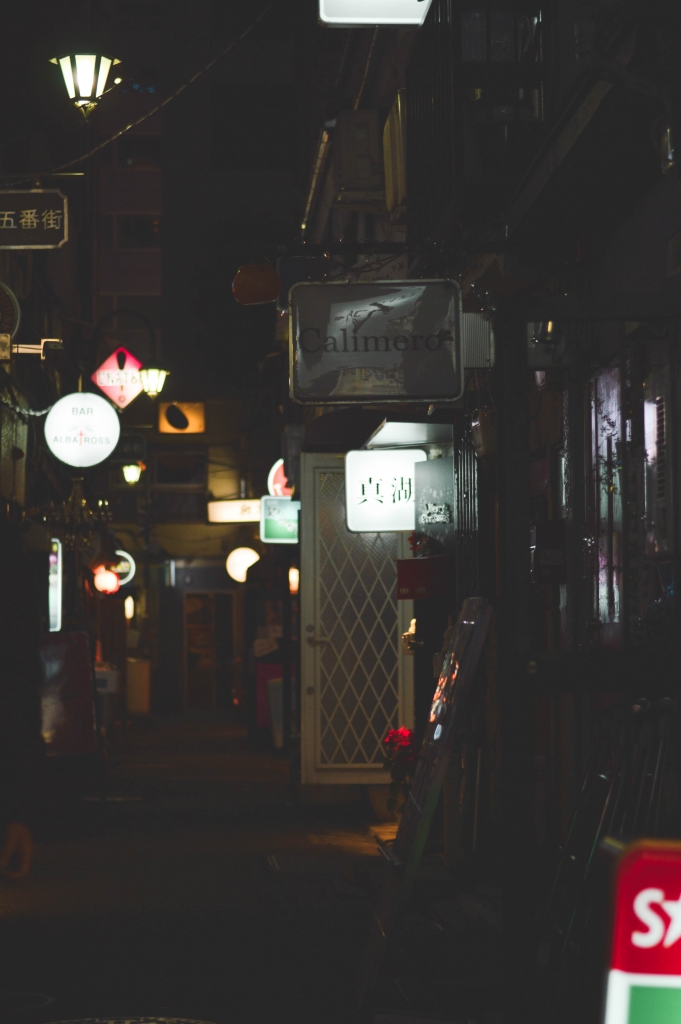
[{"left": 0, "top": 335, "right": 63, "bottom": 361}]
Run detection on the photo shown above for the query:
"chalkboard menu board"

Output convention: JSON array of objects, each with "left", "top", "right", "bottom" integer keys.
[{"left": 359, "top": 596, "right": 493, "bottom": 1008}]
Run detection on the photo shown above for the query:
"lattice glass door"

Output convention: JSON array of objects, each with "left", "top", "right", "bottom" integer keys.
[{"left": 300, "top": 453, "right": 414, "bottom": 784}]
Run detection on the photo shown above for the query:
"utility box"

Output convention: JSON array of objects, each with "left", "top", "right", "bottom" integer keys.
[
  {"left": 334, "top": 110, "right": 384, "bottom": 203},
  {"left": 396, "top": 555, "right": 456, "bottom": 600},
  {"left": 530, "top": 520, "right": 567, "bottom": 584}
]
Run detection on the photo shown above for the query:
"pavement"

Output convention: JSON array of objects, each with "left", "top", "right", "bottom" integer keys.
[{"left": 0, "top": 719, "right": 384, "bottom": 1024}]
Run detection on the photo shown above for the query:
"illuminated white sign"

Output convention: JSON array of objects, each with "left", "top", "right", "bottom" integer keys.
[
  {"left": 345, "top": 448, "right": 427, "bottom": 532},
  {"left": 260, "top": 497, "right": 301, "bottom": 544},
  {"left": 48, "top": 538, "right": 62, "bottom": 632},
  {"left": 114, "top": 549, "right": 136, "bottom": 586},
  {"left": 45, "top": 393, "right": 120, "bottom": 468},
  {"left": 208, "top": 499, "right": 261, "bottom": 523},
  {"left": 319, "top": 0, "right": 432, "bottom": 26}
]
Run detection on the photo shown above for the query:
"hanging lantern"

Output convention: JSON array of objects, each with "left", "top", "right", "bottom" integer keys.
[
  {"left": 232, "top": 263, "right": 281, "bottom": 306},
  {"left": 50, "top": 52, "right": 121, "bottom": 117},
  {"left": 140, "top": 365, "right": 169, "bottom": 398},
  {"left": 122, "top": 463, "right": 144, "bottom": 484},
  {"left": 93, "top": 566, "right": 120, "bottom": 594}
]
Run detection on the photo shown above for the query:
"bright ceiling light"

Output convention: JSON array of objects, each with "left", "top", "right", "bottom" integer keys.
[{"left": 226, "top": 547, "right": 260, "bottom": 583}]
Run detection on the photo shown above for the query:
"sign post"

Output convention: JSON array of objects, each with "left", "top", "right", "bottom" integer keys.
[
  {"left": 0, "top": 190, "right": 68, "bottom": 248},
  {"left": 605, "top": 841, "right": 681, "bottom": 1024}
]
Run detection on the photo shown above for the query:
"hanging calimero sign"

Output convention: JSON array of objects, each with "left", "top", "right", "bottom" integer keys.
[{"left": 289, "top": 279, "right": 463, "bottom": 404}]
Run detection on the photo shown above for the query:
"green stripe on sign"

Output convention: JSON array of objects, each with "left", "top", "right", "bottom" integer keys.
[{"left": 629, "top": 984, "right": 681, "bottom": 1022}]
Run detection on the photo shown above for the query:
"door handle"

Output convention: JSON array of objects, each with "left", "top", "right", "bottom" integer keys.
[{"left": 307, "top": 636, "right": 331, "bottom": 646}]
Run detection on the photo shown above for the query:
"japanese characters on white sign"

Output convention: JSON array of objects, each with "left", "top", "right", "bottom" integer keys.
[
  {"left": 319, "top": 0, "right": 432, "bottom": 26},
  {"left": 290, "top": 280, "right": 462, "bottom": 404},
  {"left": 0, "top": 190, "right": 68, "bottom": 249},
  {"left": 208, "top": 499, "right": 261, "bottom": 523},
  {"left": 345, "top": 448, "right": 427, "bottom": 532},
  {"left": 45, "top": 394, "right": 121, "bottom": 468}
]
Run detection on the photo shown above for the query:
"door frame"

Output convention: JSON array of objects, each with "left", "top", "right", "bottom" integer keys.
[{"left": 300, "top": 452, "right": 414, "bottom": 784}]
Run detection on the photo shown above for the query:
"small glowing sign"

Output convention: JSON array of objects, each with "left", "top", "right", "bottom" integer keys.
[
  {"left": 45, "top": 393, "right": 121, "bottom": 468},
  {"left": 319, "top": 0, "right": 432, "bottom": 26},
  {"left": 208, "top": 499, "right": 261, "bottom": 523},
  {"left": 268, "top": 458, "right": 293, "bottom": 497},
  {"left": 114, "top": 549, "right": 136, "bottom": 586},
  {"left": 345, "top": 448, "right": 427, "bottom": 532},
  {"left": 604, "top": 841, "right": 681, "bottom": 1024},
  {"left": 260, "top": 496, "right": 301, "bottom": 544},
  {"left": 226, "top": 547, "right": 260, "bottom": 582},
  {"left": 158, "top": 402, "right": 205, "bottom": 434},
  {"left": 48, "top": 538, "right": 62, "bottom": 632},
  {"left": 91, "top": 346, "right": 143, "bottom": 409}
]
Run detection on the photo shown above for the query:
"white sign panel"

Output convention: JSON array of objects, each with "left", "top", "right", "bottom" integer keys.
[
  {"left": 290, "top": 280, "right": 462, "bottom": 404},
  {"left": 208, "top": 499, "right": 261, "bottom": 523},
  {"left": 48, "top": 538, "right": 62, "bottom": 632},
  {"left": 345, "top": 448, "right": 427, "bottom": 532},
  {"left": 44, "top": 393, "right": 120, "bottom": 468},
  {"left": 320, "top": 0, "right": 432, "bottom": 26}
]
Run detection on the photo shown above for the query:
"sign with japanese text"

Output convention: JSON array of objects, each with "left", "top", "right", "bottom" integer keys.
[
  {"left": 290, "top": 280, "right": 462, "bottom": 404},
  {"left": 605, "top": 841, "right": 681, "bottom": 1024},
  {"left": 91, "top": 347, "right": 143, "bottom": 409},
  {"left": 345, "top": 448, "right": 427, "bottom": 532},
  {"left": 319, "top": 0, "right": 432, "bottom": 26},
  {"left": 45, "top": 393, "right": 121, "bottom": 468},
  {"left": 0, "top": 190, "right": 67, "bottom": 249},
  {"left": 208, "top": 499, "right": 261, "bottom": 523},
  {"left": 260, "top": 496, "right": 301, "bottom": 544}
]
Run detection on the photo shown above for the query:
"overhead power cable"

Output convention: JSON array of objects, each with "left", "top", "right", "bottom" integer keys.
[{"left": 7, "top": 1, "right": 277, "bottom": 185}]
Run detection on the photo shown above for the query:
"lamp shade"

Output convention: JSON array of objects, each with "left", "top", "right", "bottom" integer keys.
[
  {"left": 141, "top": 367, "right": 168, "bottom": 398},
  {"left": 93, "top": 566, "right": 120, "bottom": 594},
  {"left": 122, "top": 464, "right": 143, "bottom": 484},
  {"left": 51, "top": 52, "right": 120, "bottom": 110},
  {"left": 226, "top": 547, "right": 260, "bottom": 583}
]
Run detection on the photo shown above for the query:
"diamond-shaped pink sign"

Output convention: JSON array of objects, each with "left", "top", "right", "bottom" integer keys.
[{"left": 91, "top": 347, "right": 143, "bottom": 409}]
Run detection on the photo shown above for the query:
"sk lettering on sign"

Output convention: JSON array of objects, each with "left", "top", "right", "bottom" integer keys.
[
  {"left": 605, "top": 841, "right": 681, "bottom": 1024},
  {"left": 345, "top": 449, "right": 427, "bottom": 532}
]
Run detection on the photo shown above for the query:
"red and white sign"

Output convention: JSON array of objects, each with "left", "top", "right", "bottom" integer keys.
[
  {"left": 268, "top": 458, "right": 292, "bottom": 497},
  {"left": 605, "top": 841, "right": 681, "bottom": 1024},
  {"left": 91, "top": 346, "right": 143, "bottom": 409}
]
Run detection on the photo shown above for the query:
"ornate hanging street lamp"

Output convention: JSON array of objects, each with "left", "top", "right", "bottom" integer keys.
[
  {"left": 50, "top": 51, "right": 121, "bottom": 117},
  {"left": 140, "top": 365, "right": 169, "bottom": 398}
]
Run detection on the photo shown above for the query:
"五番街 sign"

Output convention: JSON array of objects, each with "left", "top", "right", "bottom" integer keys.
[
  {"left": 319, "top": 0, "right": 432, "bottom": 26},
  {"left": 345, "top": 448, "right": 427, "bottom": 532},
  {"left": 45, "top": 394, "right": 121, "bottom": 468},
  {"left": 0, "top": 190, "right": 68, "bottom": 249},
  {"left": 604, "top": 840, "right": 681, "bottom": 1024},
  {"left": 289, "top": 280, "right": 462, "bottom": 404}
]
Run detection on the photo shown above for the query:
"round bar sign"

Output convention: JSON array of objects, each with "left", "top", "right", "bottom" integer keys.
[
  {"left": 605, "top": 841, "right": 681, "bottom": 1024},
  {"left": 45, "top": 393, "right": 120, "bottom": 468}
]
